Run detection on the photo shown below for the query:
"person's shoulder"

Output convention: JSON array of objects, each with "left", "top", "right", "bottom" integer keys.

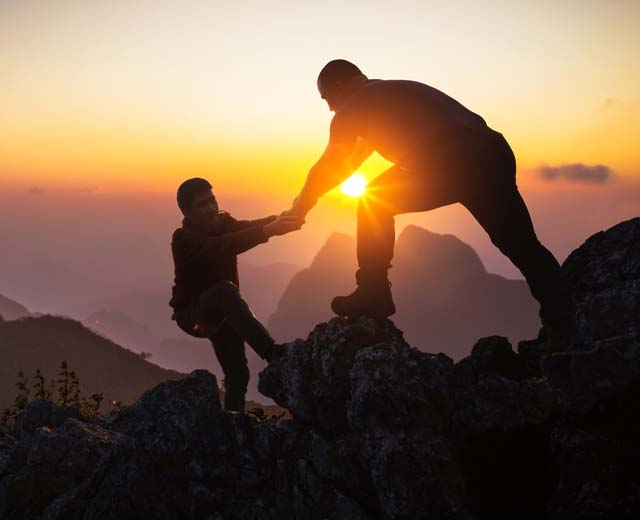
[
  {"left": 171, "top": 227, "right": 186, "bottom": 244},
  {"left": 340, "top": 79, "right": 394, "bottom": 109},
  {"left": 217, "top": 211, "right": 236, "bottom": 228},
  {"left": 370, "top": 79, "right": 430, "bottom": 91}
]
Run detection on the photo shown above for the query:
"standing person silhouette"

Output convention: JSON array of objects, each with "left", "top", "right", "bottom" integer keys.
[{"left": 286, "top": 59, "right": 574, "bottom": 352}]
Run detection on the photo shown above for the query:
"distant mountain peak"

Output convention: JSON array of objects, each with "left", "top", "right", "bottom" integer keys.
[
  {"left": 269, "top": 224, "right": 532, "bottom": 357},
  {"left": 0, "top": 293, "right": 30, "bottom": 321}
]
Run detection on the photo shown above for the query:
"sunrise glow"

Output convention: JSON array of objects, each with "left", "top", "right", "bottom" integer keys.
[{"left": 341, "top": 173, "right": 368, "bottom": 197}]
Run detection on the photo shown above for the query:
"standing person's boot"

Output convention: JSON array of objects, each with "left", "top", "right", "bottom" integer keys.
[{"left": 331, "top": 269, "right": 396, "bottom": 319}]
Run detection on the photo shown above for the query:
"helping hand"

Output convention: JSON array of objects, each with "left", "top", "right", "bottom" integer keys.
[
  {"left": 264, "top": 214, "right": 305, "bottom": 237},
  {"left": 280, "top": 195, "right": 316, "bottom": 219}
]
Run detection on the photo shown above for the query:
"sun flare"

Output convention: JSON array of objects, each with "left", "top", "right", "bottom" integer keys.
[{"left": 340, "top": 173, "right": 368, "bottom": 197}]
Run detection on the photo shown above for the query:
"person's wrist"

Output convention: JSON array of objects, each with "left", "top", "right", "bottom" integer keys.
[
  {"left": 294, "top": 196, "right": 315, "bottom": 217},
  {"left": 262, "top": 222, "right": 274, "bottom": 237}
]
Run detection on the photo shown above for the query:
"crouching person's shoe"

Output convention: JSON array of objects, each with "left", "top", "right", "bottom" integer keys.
[{"left": 331, "top": 283, "right": 396, "bottom": 319}]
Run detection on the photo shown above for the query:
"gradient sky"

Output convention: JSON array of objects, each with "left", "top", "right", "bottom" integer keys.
[
  {"left": 1, "top": 0, "right": 639, "bottom": 300},
  {"left": 2, "top": 0, "right": 639, "bottom": 192}
]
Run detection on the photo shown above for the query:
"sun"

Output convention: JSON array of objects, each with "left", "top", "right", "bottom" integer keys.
[{"left": 340, "top": 173, "right": 368, "bottom": 197}]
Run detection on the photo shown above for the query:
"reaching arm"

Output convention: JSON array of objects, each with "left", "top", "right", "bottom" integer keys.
[
  {"left": 173, "top": 214, "right": 303, "bottom": 263},
  {"left": 347, "top": 137, "right": 375, "bottom": 172},
  {"left": 173, "top": 227, "right": 271, "bottom": 262},
  {"left": 291, "top": 138, "right": 373, "bottom": 217},
  {"left": 228, "top": 214, "right": 278, "bottom": 231}
]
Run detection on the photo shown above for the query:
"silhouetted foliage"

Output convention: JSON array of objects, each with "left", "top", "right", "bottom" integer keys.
[
  {"left": 57, "top": 361, "right": 71, "bottom": 406},
  {"left": 32, "top": 368, "right": 54, "bottom": 401},
  {"left": 0, "top": 362, "right": 122, "bottom": 433},
  {"left": 108, "top": 399, "right": 124, "bottom": 417},
  {"left": 1, "top": 371, "right": 30, "bottom": 431}
]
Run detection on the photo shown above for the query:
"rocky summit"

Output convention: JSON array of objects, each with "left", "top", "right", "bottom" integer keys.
[{"left": 1, "top": 217, "right": 638, "bottom": 520}]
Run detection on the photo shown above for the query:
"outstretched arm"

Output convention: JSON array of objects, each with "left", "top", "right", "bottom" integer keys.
[{"left": 290, "top": 137, "right": 373, "bottom": 217}]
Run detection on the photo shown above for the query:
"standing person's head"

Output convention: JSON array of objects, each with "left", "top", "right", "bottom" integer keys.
[
  {"left": 177, "top": 178, "right": 219, "bottom": 227},
  {"left": 317, "top": 59, "right": 368, "bottom": 112}
]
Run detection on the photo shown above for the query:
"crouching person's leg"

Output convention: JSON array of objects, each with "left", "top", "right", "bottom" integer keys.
[
  {"left": 210, "top": 323, "right": 249, "bottom": 412},
  {"left": 197, "top": 280, "right": 276, "bottom": 361}
]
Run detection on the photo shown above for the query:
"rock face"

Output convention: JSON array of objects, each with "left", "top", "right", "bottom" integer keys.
[
  {"left": 563, "top": 217, "right": 640, "bottom": 348},
  {"left": 0, "top": 217, "right": 638, "bottom": 519}
]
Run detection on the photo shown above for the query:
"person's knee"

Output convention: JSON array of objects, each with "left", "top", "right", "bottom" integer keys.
[
  {"left": 201, "top": 280, "right": 240, "bottom": 309},
  {"left": 358, "top": 192, "right": 392, "bottom": 222},
  {"left": 213, "top": 280, "right": 240, "bottom": 298}
]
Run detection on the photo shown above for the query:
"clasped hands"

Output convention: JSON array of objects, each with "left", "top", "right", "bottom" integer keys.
[
  {"left": 263, "top": 194, "right": 314, "bottom": 237},
  {"left": 262, "top": 196, "right": 308, "bottom": 237}
]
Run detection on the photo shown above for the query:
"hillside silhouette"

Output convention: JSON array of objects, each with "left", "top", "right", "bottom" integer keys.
[
  {"left": 269, "top": 225, "right": 540, "bottom": 359},
  {"left": 0, "top": 294, "right": 30, "bottom": 321},
  {"left": 0, "top": 314, "right": 287, "bottom": 417},
  {"left": 0, "top": 315, "right": 183, "bottom": 412}
]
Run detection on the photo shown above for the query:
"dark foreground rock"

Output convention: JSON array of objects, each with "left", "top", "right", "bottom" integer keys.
[{"left": 0, "top": 217, "right": 638, "bottom": 519}]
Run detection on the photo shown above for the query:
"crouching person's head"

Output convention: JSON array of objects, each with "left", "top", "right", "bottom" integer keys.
[{"left": 177, "top": 177, "right": 219, "bottom": 228}]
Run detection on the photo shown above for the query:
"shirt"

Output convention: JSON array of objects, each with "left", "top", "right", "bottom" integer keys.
[
  {"left": 329, "top": 79, "right": 490, "bottom": 165},
  {"left": 169, "top": 212, "right": 276, "bottom": 312}
]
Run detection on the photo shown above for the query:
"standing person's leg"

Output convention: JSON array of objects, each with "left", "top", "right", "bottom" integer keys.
[
  {"left": 332, "top": 165, "right": 459, "bottom": 318},
  {"left": 460, "top": 136, "right": 574, "bottom": 350},
  {"left": 209, "top": 322, "right": 250, "bottom": 412}
]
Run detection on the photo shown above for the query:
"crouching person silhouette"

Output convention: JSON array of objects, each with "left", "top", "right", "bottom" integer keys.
[
  {"left": 169, "top": 178, "right": 303, "bottom": 412},
  {"left": 286, "top": 59, "right": 575, "bottom": 353}
]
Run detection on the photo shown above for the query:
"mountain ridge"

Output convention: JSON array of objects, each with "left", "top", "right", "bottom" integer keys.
[{"left": 270, "top": 224, "right": 540, "bottom": 359}]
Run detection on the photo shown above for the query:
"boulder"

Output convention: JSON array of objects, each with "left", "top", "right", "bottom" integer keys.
[{"left": 563, "top": 217, "right": 640, "bottom": 348}]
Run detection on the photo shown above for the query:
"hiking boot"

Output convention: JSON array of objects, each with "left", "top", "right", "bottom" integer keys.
[
  {"left": 264, "top": 343, "right": 287, "bottom": 363},
  {"left": 331, "top": 283, "right": 396, "bottom": 319}
]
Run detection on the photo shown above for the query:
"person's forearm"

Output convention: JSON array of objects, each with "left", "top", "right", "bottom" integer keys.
[
  {"left": 294, "top": 160, "right": 350, "bottom": 214},
  {"left": 231, "top": 215, "right": 277, "bottom": 231}
]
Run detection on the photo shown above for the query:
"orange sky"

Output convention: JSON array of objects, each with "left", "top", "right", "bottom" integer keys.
[
  {"left": 1, "top": 0, "right": 639, "bottom": 196},
  {"left": 0, "top": 0, "right": 639, "bottom": 287}
]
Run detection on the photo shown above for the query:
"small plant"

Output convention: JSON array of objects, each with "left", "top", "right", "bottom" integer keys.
[
  {"left": 91, "top": 393, "right": 104, "bottom": 413},
  {"left": 1, "top": 406, "right": 14, "bottom": 433},
  {"left": 32, "top": 368, "right": 53, "bottom": 401},
  {"left": 77, "top": 393, "right": 105, "bottom": 419},
  {"left": 1, "top": 370, "right": 32, "bottom": 432},
  {"left": 57, "top": 361, "right": 71, "bottom": 407},
  {"left": 14, "top": 371, "right": 30, "bottom": 413},
  {"left": 1, "top": 362, "right": 117, "bottom": 430},
  {"left": 108, "top": 400, "right": 124, "bottom": 417},
  {"left": 67, "top": 370, "right": 81, "bottom": 408}
]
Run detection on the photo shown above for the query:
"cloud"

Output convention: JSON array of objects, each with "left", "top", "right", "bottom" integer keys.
[
  {"left": 28, "top": 186, "right": 46, "bottom": 195},
  {"left": 536, "top": 163, "right": 614, "bottom": 184}
]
